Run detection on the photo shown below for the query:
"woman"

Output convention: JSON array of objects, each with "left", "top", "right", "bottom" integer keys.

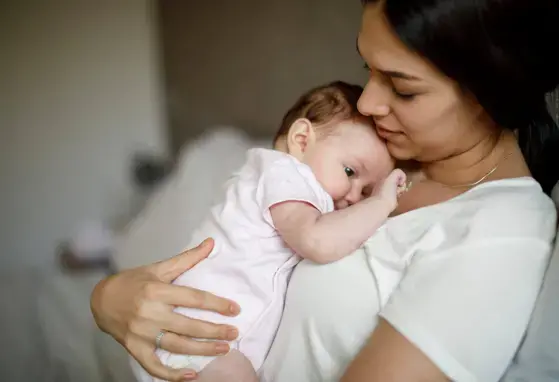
[{"left": 91, "top": 0, "right": 559, "bottom": 381}]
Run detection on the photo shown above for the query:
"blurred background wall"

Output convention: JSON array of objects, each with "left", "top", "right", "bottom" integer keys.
[
  {"left": 157, "top": 0, "right": 367, "bottom": 153},
  {"left": 0, "top": 1, "right": 168, "bottom": 270}
]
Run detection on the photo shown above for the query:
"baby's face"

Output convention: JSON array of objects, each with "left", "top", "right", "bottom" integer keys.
[{"left": 303, "top": 120, "right": 394, "bottom": 210}]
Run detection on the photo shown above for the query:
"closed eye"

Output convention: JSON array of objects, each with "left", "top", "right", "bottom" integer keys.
[
  {"left": 392, "top": 89, "right": 417, "bottom": 100},
  {"left": 363, "top": 63, "right": 417, "bottom": 100}
]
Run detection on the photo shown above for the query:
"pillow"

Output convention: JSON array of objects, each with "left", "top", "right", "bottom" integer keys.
[
  {"left": 501, "top": 181, "right": 559, "bottom": 382},
  {"left": 113, "top": 126, "right": 271, "bottom": 270}
]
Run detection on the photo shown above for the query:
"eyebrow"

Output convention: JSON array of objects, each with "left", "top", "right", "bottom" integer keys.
[
  {"left": 356, "top": 38, "right": 421, "bottom": 82},
  {"left": 380, "top": 70, "right": 421, "bottom": 81}
]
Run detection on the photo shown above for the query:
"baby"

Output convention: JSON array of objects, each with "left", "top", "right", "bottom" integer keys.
[{"left": 135, "top": 81, "right": 405, "bottom": 382}]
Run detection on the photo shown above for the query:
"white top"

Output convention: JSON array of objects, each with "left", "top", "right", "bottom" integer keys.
[
  {"left": 501, "top": 182, "right": 559, "bottom": 382},
  {"left": 260, "top": 177, "right": 557, "bottom": 382},
  {"left": 166, "top": 148, "right": 333, "bottom": 371}
]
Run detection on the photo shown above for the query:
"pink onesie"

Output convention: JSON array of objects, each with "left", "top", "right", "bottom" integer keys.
[{"left": 133, "top": 148, "right": 333, "bottom": 381}]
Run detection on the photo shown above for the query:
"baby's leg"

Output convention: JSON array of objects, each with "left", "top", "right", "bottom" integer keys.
[{"left": 196, "top": 350, "right": 258, "bottom": 382}]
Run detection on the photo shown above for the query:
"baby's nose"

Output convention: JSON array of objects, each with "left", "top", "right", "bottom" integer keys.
[
  {"left": 334, "top": 200, "right": 348, "bottom": 210},
  {"left": 345, "top": 190, "right": 363, "bottom": 206}
]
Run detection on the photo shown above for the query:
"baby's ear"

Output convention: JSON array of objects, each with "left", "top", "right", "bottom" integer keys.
[{"left": 286, "top": 118, "right": 316, "bottom": 158}]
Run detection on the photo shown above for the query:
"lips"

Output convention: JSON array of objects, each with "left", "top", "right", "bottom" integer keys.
[{"left": 375, "top": 124, "right": 402, "bottom": 138}]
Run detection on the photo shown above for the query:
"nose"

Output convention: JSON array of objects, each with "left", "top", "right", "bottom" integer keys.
[
  {"left": 345, "top": 187, "right": 364, "bottom": 206},
  {"left": 357, "top": 76, "right": 391, "bottom": 117}
]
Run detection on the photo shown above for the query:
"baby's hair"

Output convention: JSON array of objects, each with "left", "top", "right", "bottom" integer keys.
[{"left": 274, "top": 81, "right": 366, "bottom": 144}]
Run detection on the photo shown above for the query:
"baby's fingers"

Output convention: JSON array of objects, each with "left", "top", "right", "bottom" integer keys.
[{"left": 389, "top": 168, "right": 407, "bottom": 186}]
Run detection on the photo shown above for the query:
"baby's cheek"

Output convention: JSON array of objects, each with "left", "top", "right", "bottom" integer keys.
[
  {"left": 380, "top": 156, "right": 396, "bottom": 179},
  {"left": 325, "top": 176, "right": 349, "bottom": 202}
]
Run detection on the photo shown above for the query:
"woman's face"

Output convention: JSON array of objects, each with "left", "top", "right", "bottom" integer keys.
[{"left": 357, "top": 4, "right": 489, "bottom": 162}]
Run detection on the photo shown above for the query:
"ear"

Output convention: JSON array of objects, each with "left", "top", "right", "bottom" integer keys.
[{"left": 286, "top": 118, "right": 316, "bottom": 158}]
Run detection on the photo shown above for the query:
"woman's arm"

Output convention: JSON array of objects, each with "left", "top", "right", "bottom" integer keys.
[
  {"left": 341, "top": 319, "right": 449, "bottom": 382},
  {"left": 90, "top": 239, "right": 241, "bottom": 382}
]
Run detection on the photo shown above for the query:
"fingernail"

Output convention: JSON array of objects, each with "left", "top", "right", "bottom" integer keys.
[
  {"left": 229, "top": 303, "right": 240, "bottom": 315},
  {"left": 226, "top": 327, "right": 238, "bottom": 340},
  {"left": 182, "top": 370, "right": 196, "bottom": 381},
  {"left": 216, "top": 342, "right": 230, "bottom": 354},
  {"left": 182, "top": 370, "right": 197, "bottom": 381}
]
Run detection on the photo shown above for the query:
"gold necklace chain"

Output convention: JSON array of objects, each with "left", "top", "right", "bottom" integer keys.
[{"left": 403, "top": 151, "right": 512, "bottom": 192}]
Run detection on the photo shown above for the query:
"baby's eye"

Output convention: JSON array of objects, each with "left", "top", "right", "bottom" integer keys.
[{"left": 344, "top": 167, "right": 355, "bottom": 177}]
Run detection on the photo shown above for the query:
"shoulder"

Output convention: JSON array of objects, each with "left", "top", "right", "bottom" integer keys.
[
  {"left": 247, "top": 148, "right": 314, "bottom": 178},
  {"left": 447, "top": 177, "right": 556, "bottom": 242},
  {"left": 248, "top": 149, "right": 334, "bottom": 214},
  {"left": 468, "top": 177, "right": 553, "bottom": 209},
  {"left": 247, "top": 148, "right": 322, "bottom": 189}
]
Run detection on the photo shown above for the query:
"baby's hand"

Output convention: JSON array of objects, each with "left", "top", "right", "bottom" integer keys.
[{"left": 373, "top": 169, "right": 407, "bottom": 209}]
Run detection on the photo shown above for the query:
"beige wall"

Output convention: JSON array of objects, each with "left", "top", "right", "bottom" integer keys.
[
  {"left": 0, "top": 1, "right": 168, "bottom": 269},
  {"left": 158, "top": 0, "right": 368, "bottom": 151}
]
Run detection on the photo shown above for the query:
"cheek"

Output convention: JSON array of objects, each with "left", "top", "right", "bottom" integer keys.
[
  {"left": 378, "top": 158, "right": 396, "bottom": 180},
  {"left": 390, "top": 97, "right": 461, "bottom": 159},
  {"left": 305, "top": 148, "right": 352, "bottom": 200},
  {"left": 383, "top": 106, "right": 425, "bottom": 159},
  {"left": 324, "top": 173, "right": 352, "bottom": 200},
  {"left": 393, "top": 101, "right": 437, "bottom": 139},
  {"left": 317, "top": 171, "right": 351, "bottom": 201}
]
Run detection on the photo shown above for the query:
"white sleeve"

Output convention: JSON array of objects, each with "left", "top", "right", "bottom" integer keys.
[
  {"left": 256, "top": 158, "right": 334, "bottom": 226},
  {"left": 380, "top": 201, "right": 557, "bottom": 382},
  {"left": 502, "top": 237, "right": 559, "bottom": 382}
]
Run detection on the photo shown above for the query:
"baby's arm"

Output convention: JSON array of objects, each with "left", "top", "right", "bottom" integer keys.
[{"left": 270, "top": 169, "right": 405, "bottom": 264}]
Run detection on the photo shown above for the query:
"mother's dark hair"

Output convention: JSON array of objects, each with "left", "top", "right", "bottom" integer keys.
[{"left": 362, "top": 0, "right": 559, "bottom": 194}]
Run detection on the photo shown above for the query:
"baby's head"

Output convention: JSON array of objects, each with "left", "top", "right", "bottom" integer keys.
[{"left": 274, "top": 81, "right": 394, "bottom": 209}]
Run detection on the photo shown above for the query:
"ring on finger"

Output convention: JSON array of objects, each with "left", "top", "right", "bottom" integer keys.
[{"left": 155, "top": 330, "right": 166, "bottom": 349}]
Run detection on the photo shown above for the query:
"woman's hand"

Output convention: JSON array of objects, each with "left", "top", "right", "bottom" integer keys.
[{"left": 90, "top": 238, "right": 241, "bottom": 381}]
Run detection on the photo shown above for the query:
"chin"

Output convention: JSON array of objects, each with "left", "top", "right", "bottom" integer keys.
[{"left": 386, "top": 142, "right": 416, "bottom": 161}]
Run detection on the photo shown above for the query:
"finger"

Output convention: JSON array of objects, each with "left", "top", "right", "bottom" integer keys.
[
  {"left": 157, "top": 283, "right": 240, "bottom": 317},
  {"left": 395, "top": 169, "right": 407, "bottom": 185},
  {"left": 158, "top": 330, "right": 231, "bottom": 357},
  {"left": 127, "top": 315, "right": 169, "bottom": 344},
  {"left": 129, "top": 313, "right": 236, "bottom": 355},
  {"left": 160, "top": 311, "right": 239, "bottom": 341},
  {"left": 133, "top": 297, "right": 238, "bottom": 340},
  {"left": 127, "top": 336, "right": 197, "bottom": 382},
  {"left": 388, "top": 168, "right": 405, "bottom": 182},
  {"left": 155, "top": 238, "right": 215, "bottom": 282},
  {"left": 144, "top": 353, "right": 197, "bottom": 381}
]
